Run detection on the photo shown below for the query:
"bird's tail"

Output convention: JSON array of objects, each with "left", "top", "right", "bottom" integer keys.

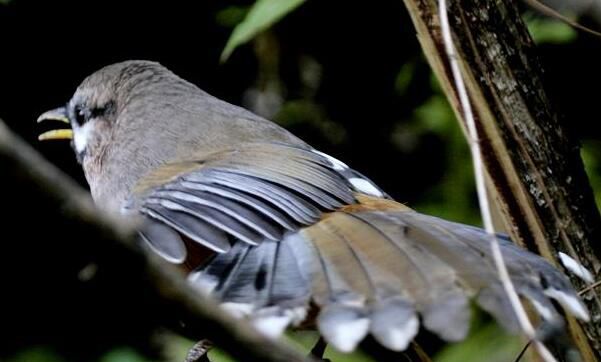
[{"left": 189, "top": 198, "right": 588, "bottom": 352}]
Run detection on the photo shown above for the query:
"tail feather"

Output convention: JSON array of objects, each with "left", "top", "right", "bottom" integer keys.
[
  {"left": 369, "top": 298, "right": 419, "bottom": 351},
  {"left": 335, "top": 213, "right": 428, "bottom": 301},
  {"left": 188, "top": 206, "right": 586, "bottom": 352},
  {"left": 405, "top": 212, "right": 587, "bottom": 321},
  {"left": 133, "top": 144, "right": 586, "bottom": 352},
  {"left": 476, "top": 285, "right": 520, "bottom": 332},
  {"left": 398, "top": 212, "right": 500, "bottom": 290},
  {"left": 317, "top": 304, "right": 370, "bottom": 353},
  {"left": 298, "top": 226, "right": 373, "bottom": 351},
  {"left": 304, "top": 219, "right": 376, "bottom": 304},
  {"left": 422, "top": 290, "right": 471, "bottom": 341},
  {"left": 352, "top": 212, "right": 471, "bottom": 341},
  {"left": 270, "top": 239, "right": 311, "bottom": 304},
  {"left": 218, "top": 243, "right": 268, "bottom": 303},
  {"left": 303, "top": 212, "right": 445, "bottom": 351}
]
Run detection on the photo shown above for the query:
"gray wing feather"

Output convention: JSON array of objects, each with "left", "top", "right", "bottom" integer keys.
[
  {"left": 141, "top": 202, "right": 231, "bottom": 252},
  {"left": 178, "top": 181, "right": 298, "bottom": 230},
  {"left": 139, "top": 220, "right": 187, "bottom": 263},
  {"left": 128, "top": 143, "right": 586, "bottom": 353}
]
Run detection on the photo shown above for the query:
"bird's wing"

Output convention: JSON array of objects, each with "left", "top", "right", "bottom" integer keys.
[
  {"left": 128, "top": 142, "right": 588, "bottom": 352},
  {"left": 128, "top": 142, "right": 365, "bottom": 256}
]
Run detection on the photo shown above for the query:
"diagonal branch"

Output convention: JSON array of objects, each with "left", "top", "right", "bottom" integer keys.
[{"left": 0, "top": 118, "right": 311, "bottom": 362}]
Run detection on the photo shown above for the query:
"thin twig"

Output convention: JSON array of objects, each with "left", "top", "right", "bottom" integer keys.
[
  {"left": 579, "top": 279, "right": 601, "bottom": 295},
  {"left": 309, "top": 336, "right": 328, "bottom": 360},
  {"left": 524, "top": 0, "right": 601, "bottom": 38},
  {"left": 514, "top": 340, "right": 532, "bottom": 362},
  {"left": 437, "top": 1, "right": 556, "bottom": 361}
]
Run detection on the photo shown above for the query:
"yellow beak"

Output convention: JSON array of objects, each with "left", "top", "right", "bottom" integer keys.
[
  {"left": 37, "top": 107, "right": 73, "bottom": 141},
  {"left": 38, "top": 129, "right": 74, "bottom": 141}
]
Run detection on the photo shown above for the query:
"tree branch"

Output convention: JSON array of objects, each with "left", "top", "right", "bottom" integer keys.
[
  {"left": 401, "top": 0, "right": 601, "bottom": 360},
  {"left": 0, "top": 118, "right": 310, "bottom": 362}
]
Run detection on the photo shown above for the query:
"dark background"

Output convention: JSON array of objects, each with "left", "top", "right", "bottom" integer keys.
[
  {"left": 2, "top": 1, "right": 601, "bottom": 361},
  {"left": 0, "top": 0, "right": 440, "bottom": 204}
]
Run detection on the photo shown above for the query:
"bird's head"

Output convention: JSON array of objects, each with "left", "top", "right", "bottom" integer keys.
[
  {"left": 36, "top": 60, "right": 185, "bottom": 211},
  {"left": 36, "top": 60, "right": 302, "bottom": 212},
  {"left": 37, "top": 60, "right": 169, "bottom": 164}
]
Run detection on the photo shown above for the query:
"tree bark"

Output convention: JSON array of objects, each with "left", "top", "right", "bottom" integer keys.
[{"left": 400, "top": 0, "right": 601, "bottom": 360}]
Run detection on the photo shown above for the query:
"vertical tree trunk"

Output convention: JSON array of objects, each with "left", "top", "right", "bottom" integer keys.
[{"left": 401, "top": 0, "right": 601, "bottom": 360}]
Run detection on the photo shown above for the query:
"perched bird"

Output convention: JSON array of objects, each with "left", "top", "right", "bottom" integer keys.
[{"left": 38, "top": 60, "right": 588, "bottom": 354}]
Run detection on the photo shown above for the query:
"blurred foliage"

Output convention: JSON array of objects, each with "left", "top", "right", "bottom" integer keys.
[
  {"left": 5, "top": 347, "right": 66, "bottom": 362},
  {"left": 582, "top": 140, "right": 601, "bottom": 207},
  {"left": 434, "top": 323, "right": 524, "bottom": 362},
  {"left": 400, "top": 74, "right": 479, "bottom": 224},
  {"left": 215, "top": 6, "right": 248, "bottom": 29},
  {"left": 221, "top": 0, "right": 306, "bottom": 61},
  {"left": 99, "top": 349, "right": 151, "bottom": 362},
  {"left": 6, "top": 347, "right": 151, "bottom": 362},
  {"left": 277, "top": 100, "right": 348, "bottom": 145},
  {"left": 527, "top": 17, "right": 578, "bottom": 44}
]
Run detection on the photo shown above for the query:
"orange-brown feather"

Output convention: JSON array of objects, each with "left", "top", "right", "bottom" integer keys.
[{"left": 340, "top": 194, "right": 413, "bottom": 214}]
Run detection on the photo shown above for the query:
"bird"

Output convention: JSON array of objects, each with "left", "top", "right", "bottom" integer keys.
[{"left": 37, "top": 60, "right": 589, "bottom": 356}]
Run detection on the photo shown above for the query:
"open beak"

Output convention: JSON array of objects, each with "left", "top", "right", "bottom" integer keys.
[{"left": 37, "top": 107, "right": 74, "bottom": 141}]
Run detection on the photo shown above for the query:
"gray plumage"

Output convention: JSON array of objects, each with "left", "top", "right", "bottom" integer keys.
[
  {"left": 69, "top": 61, "right": 306, "bottom": 212},
  {"left": 38, "top": 60, "right": 589, "bottom": 353}
]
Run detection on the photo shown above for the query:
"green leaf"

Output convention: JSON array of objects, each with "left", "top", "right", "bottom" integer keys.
[
  {"left": 395, "top": 62, "right": 416, "bottom": 96},
  {"left": 527, "top": 18, "right": 577, "bottom": 44},
  {"left": 216, "top": 6, "right": 249, "bottom": 28},
  {"left": 220, "top": 0, "right": 306, "bottom": 62},
  {"left": 581, "top": 140, "right": 601, "bottom": 208},
  {"left": 99, "top": 348, "right": 152, "bottom": 362},
  {"left": 435, "top": 322, "right": 523, "bottom": 362}
]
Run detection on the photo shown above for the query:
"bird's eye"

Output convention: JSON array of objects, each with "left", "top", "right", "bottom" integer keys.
[
  {"left": 71, "top": 101, "right": 113, "bottom": 125},
  {"left": 74, "top": 106, "right": 87, "bottom": 125}
]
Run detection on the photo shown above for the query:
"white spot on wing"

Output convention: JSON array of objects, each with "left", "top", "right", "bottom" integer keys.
[
  {"left": 338, "top": 296, "right": 366, "bottom": 308},
  {"left": 349, "top": 177, "right": 384, "bottom": 197},
  {"left": 187, "top": 271, "right": 219, "bottom": 295},
  {"left": 252, "top": 314, "right": 292, "bottom": 339},
  {"left": 288, "top": 306, "right": 308, "bottom": 326},
  {"left": 527, "top": 298, "right": 553, "bottom": 320},
  {"left": 323, "top": 317, "right": 370, "bottom": 353},
  {"left": 221, "top": 302, "right": 255, "bottom": 318},
  {"left": 374, "top": 315, "right": 419, "bottom": 352},
  {"left": 312, "top": 149, "right": 348, "bottom": 171},
  {"left": 558, "top": 252, "right": 594, "bottom": 283},
  {"left": 544, "top": 288, "right": 590, "bottom": 321}
]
